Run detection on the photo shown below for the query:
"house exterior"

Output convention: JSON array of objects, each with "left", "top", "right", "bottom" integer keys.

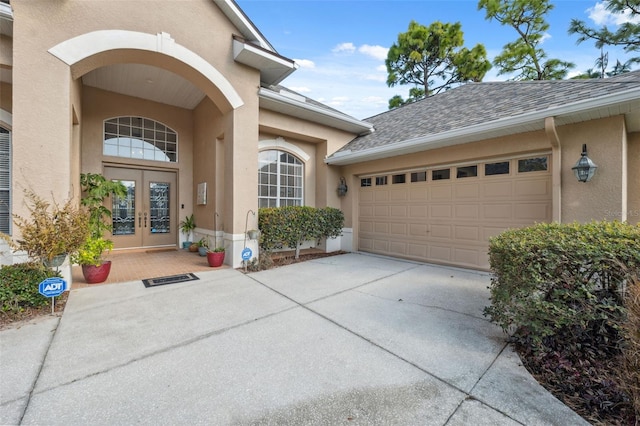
[{"left": 1, "top": 0, "right": 638, "bottom": 278}]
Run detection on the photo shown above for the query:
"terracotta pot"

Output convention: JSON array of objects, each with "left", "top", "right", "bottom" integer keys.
[
  {"left": 207, "top": 251, "right": 225, "bottom": 267},
  {"left": 81, "top": 261, "right": 112, "bottom": 284}
]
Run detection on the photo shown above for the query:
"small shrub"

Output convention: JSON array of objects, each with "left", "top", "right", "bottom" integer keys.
[
  {"left": 258, "top": 206, "right": 344, "bottom": 259},
  {"left": 485, "top": 221, "right": 640, "bottom": 346},
  {"left": 0, "top": 262, "right": 60, "bottom": 314}
]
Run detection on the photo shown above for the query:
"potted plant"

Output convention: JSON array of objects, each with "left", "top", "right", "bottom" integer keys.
[
  {"left": 71, "top": 236, "right": 113, "bottom": 284},
  {"left": 0, "top": 189, "right": 90, "bottom": 268},
  {"left": 206, "top": 246, "right": 225, "bottom": 267},
  {"left": 180, "top": 214, "right": 196, "bottom": 249},
  {"left": 197, "top": 237, "right": 209, "bottom": 256},
  {"left": 74, "top": 173, "right": 127, "bottom": 284}
]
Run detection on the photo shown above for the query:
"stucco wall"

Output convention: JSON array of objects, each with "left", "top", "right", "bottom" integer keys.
[
  {"left": 192, "top": 96, "right": 224, "bottom": 231},
  {"left": 258, "top": 108, "right": 356, "bottom": 209},
  {"left": 628, "top": 132, "right": 640, "bottom": 225},
  {"left": 81, "top": 86, "right": 194, "bottom": 213},
  {"left": 557, "top": 116, "right": 626, "bottom": 223}
]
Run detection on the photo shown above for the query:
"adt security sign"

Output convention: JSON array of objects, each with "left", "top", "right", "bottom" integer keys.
[
  {"left": 39, "top": 277, "right": 67, "bottom": 298},
  {"left": 241, "top": 247, "right": 253, "bottom": 261}
]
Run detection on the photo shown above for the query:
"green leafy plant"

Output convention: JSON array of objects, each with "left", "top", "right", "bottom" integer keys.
[
  {"left": 74, "top": 173, "right": 126, "bottom": 266},
  {"left": 0, "top": 189, "right": 90, "bottom": 264},
  {"left": 71, "top": 236, "right": 113, "bottom": 267},
  {"left": 258, "top": 206, "right": 344, "bottom": 259},
  {"left": 79, "top": 173, "right": 127, "bottom": 239},
  {"left": 0, "top": 262, "right": 60, "bottom": 314},
  {"left": 209, "top": 246, "right": 225, "bottom": 253},
  {"left": 197, "top": 237, "right": 210, "bottom": 248},
  {"left": 485, "top": 221, "right": 640, "bottom": 424},
  {"left": 180, "top": 214, "right": 196, "bottom": 241}
]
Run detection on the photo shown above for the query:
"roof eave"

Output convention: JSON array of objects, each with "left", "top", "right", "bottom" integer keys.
[
  {"left": 233, "top": 37, "right": 297, "bottom": 86},
  {"left": 259, "top": 88, "right": 375, "bottom": 135},
  {"left": 326, "top": 86, "right": 640, "bottom": 166},
  {"left": 215, "top": 0, "right": 274, "bottom": 51}
]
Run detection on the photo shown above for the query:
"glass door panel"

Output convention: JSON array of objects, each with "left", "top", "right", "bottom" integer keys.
[
  {"left": 149, "top": 181, "right": 170, "bottom": 234},
  {"left": 112, "top": 180, "right": 136, "bottom": 236}
]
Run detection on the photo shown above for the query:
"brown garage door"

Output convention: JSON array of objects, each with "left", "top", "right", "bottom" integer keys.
[{"left": 358, "top": 155, "right": 552, "bottom": 270}]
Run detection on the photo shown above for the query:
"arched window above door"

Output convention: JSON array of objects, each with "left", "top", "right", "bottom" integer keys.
[{"left": 104, "top": 117, "right": 178, "bottom": 162}]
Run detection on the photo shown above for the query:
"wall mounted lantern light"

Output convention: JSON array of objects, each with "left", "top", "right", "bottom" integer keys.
[
  {"left": 571, "top": 144, "right": 598, "bottom": 183},
  {"left": 337, "top": 177, "right": 348, "bottom": 197}
]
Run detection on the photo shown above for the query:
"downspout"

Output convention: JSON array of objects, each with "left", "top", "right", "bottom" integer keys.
[{"left": 544, "top": 117, "right": 562, "bottom": 223}]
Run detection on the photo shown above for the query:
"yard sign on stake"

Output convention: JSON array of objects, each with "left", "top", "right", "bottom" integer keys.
[{"left": 38, "top": 277, "right": 67, "bottom": 315}]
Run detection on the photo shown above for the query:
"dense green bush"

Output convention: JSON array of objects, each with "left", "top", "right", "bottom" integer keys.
[
  {"left": 485, "top": 221, "right": 640, "bottom": 423},
  {"left": 258, "top": 206, "right": 344, "bottom": 259},
  {"left": 485, "top": 221, "right": 640, "bottom": 345},
  {"left": 0, "top": 262, "right": 61, "bottom": 314},
  {"left": 621, "top": 279, "right": 640, "bottom": 416}
]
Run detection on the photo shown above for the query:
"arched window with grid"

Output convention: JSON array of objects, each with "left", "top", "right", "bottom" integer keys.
[{"left": 258, "top": 150, "right": 304, "bottom": 208}]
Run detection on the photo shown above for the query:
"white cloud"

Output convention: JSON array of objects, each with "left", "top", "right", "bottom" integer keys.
[
  {"left": 294, "top": 59, "right": 315, "bottom": 69},
  {"left": 539, "top": 32, "right": 551, "bottom": 44},
  {"left": 588, "top": 1, "right": 640, "bottom": 26},
  {"left": 363, "top": 73, "right": 386, "bottom": 82},
  {"left": 358, "top": 44, "right": 388, "bottom": 61},
  {"left": 288, "top": 86, "right": 311, "bottom": 93},
  {"left": 332, "top": 42, "right": 356, "bottom": 54},
  {"left": 376, "top": 64, "right": 387, "bottom": 72}
]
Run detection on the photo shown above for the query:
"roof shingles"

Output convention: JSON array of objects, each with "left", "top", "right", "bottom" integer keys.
[{"left": 336, "top": 71, "right": 640, "bottom": 155}]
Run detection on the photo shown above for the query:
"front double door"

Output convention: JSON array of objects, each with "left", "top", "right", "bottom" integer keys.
[{"left": 104, "top": 167, "right": 177, "bottom": 249}]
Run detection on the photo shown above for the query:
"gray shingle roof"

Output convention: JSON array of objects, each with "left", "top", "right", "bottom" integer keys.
[{"left": 335, "top": 71, "right": 640, "bottom": 155}]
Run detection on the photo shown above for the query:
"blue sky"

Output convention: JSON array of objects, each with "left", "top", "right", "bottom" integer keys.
[{"left": 236, "top": 0, "right": 639, "bottom": 119}]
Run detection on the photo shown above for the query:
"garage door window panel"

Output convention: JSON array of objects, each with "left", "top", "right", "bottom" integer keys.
[
  {"left": 518, "top": 156, "right": 548, "bottom": 173},
  {"left": 485, "top": 162, "right": 510, "bottom": 176},
  {"left": 432, "top": 169, "right": 450, "bottom": 180},
  {"left": 456, "top": 165, "right": 478, "bottom": 178}
]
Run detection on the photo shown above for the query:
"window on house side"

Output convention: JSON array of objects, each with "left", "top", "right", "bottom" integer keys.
[{"left": 258, "top": 150, "right": 304, "bottom": 208}]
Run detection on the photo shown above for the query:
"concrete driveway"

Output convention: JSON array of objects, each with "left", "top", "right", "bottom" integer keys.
[{"left": 1, "top": 253, "right": 588, "bottom": 425}]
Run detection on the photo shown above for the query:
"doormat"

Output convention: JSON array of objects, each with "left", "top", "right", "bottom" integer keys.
[{"left": 142, "top": 273, "right": 199, "bottom": 288}]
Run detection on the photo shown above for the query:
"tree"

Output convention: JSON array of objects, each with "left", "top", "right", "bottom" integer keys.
[
  {"left": 385, "top": 20, "right": 491, "bottom": 108},
  {"left": 478, "top": 0, "right": 574, "bottom": 80},
  {"left": 569, "top": 0, "right": 640, "bottom": 56}
]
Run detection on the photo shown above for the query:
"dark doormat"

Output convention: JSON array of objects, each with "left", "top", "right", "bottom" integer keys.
[{"left": 142, "top": 273, "right": 199, "bottom": 288}]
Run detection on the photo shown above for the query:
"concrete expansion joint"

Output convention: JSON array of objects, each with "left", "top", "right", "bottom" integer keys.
[
  {"left": 17, "top": 317, "right": 61, "bottom": 424},
  {"left": 353, "top": 289, "right": 491, "bottom": 323},
  {"left": 25, "top": 305, "right": 298, "bottom": 399}
]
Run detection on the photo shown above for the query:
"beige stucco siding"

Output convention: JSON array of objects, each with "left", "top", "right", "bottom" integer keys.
[
  {"left": 557, "top": 116, "right": 626, "bottom": 223},
  {"left": 259, "top": 108, "right": 359, "bottom": 209},
  {"left": 81, "top": 86, "right": 195, "bottom": 212},
  {"left": 193, "top": 96, "right": 224, "bottom": 230},
  {"left": 628, "top": 132, "right": 640, "bottom": 225}
]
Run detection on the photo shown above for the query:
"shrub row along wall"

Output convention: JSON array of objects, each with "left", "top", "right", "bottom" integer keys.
[
  {"left": 258, "top": 206, "right": 344, "bottom": 259},
  {"left": 485, "top": 220, "right": 640, "bottom": 343}
]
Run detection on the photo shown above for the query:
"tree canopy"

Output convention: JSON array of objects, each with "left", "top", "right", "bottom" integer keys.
[
  {"left": 385, "top": 20, "right": 491, "bottom": 108},
  {"left": 478, "top": 0, "right": 574, "bottom": 80},
  {"left": 569, "top": 0, "right": 640, "bottom": 60}
]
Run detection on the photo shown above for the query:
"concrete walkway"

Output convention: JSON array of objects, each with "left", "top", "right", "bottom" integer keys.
[{"left": 1, "top": 253, "right": 589, "bottom": 425}]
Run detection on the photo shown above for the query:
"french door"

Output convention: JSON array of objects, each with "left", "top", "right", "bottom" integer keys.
[{"left": 104, "top": 167, "right": 177, "bottom": 249}]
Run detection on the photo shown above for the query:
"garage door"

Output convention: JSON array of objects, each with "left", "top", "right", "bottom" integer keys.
[{"left": 358, "top": 155, "right": 552, "bottom": 270}]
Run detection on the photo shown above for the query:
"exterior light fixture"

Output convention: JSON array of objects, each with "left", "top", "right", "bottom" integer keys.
[
  {"left": 571, "top": 144, "right": 598, "bottom": 183},
  {"left": 337, "top": 177, "right": 348, "bottom": 197}
]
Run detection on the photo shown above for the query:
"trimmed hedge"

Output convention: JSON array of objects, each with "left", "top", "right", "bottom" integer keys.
[
  {"left": 0, "top": 262, "right": 61, "bottom": 314},
  {"left": 258, "top": 206, "right": 344, "bottom": 259},
  {"left": 485, "top": 221, "right": 640, "bottom": 345}
]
